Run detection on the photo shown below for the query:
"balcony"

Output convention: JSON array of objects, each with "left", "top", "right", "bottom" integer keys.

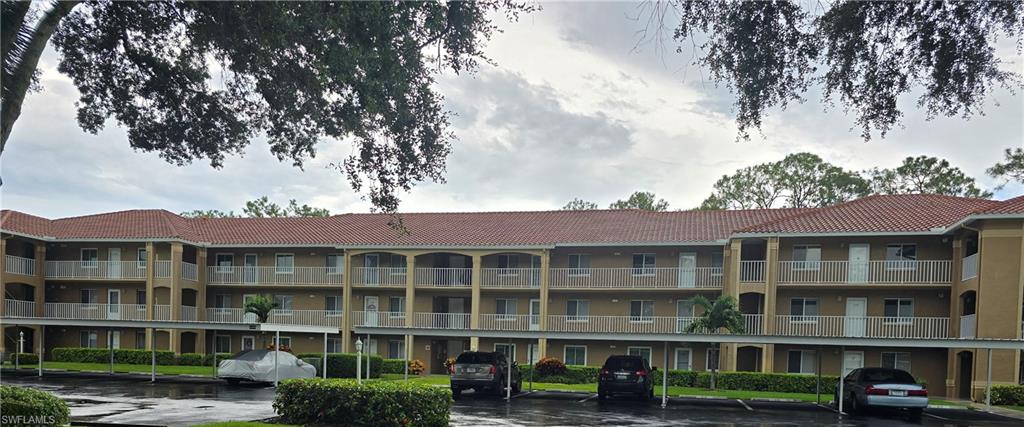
[
  {"left": 481, "top": 268, "right": 541, "bottom": 289},
  {"left": 45, "top": 261, "right": 147, "bottom": 280},
  {"left": 154, "top": 260, "right": 171, "bottom": 278},
  {"left": 479, "top": 314, "right": 539, "bottom": 331},
  {"left": 4, "top": 299, "right": 35, "bottom": 317},
  {"left": 350, "top": 310, "right": 409, "bottom": 328},
  {"left": 5, "top": 255, "right": 36, "bottom": 276},
  {"left": 44, "top": 302, "right": 156, "bottom": 321},
  {"left": 351, "top": 267, "right": 407, "bottom": 287},
  {"left": 206, "top": 308, "right": 341, "bottom": 327},
  {"left": 777, "top": 260, "right": 951, "bottom": 285},
  {"left": 414, "top": 268, "right": 472, "bottom": 288},
  {"left": 207, "top": 266, "right": 344, "bottom": 286},
  {"left": 961, "top": 254, "right": 978, "bottom": 281},
  {"left": 181, "top": 306, "right": 197, "bottom": 321},
  {"left": 549, "top": 267, "right": 723, "bottom": 289},
  {"left": 960, "top": 314, "right": 976, "bottom": 338},
  {"left": 739, "top": 261, "right": 766, "bottom": 283},
  {"left": 181, "top": 262, "right": 198, "bottom": 281},
  {"left": 774, "top": 315, "right": 949, "bottom": 339}
]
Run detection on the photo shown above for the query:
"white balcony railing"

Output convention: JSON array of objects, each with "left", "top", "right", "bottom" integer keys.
[
  {"left": 549, "top": 267, "right": 723, "bottom": 289},
  {"left": 181, "top": 262, "right": 198, "bottom": 281},
  {"left": 415, "top": 268, "right": 472, "bottom": 287},
  {"left": 45, "top": 261, "right": 147, "bottom": 280},
  {"left": 350, "top": 310, "right": 408, "bottom": 328},
  {"left": 153, "top": 304, "right": 171, "bottom": 320},
  {"left": 154, "top": 260, "right": 171, "bottom": 278},
  {"left": 961, "top": 254, "right": 979, "bottom": 281},
  {"left": 207, "top": 266, "right": 344, "bottom": 286},
  {"left": 739, "top": 261, "right": 766, "bottom": 283},
  {"left": 479, "top": 314, "right": 538, "bottom": 331},
  {"left": 744, "top": 314, "right": 764, "bottom": 335},
  {"left": 777, "top": 260, "right": 951, "bottom": 285},
  {"left": 960, "top": 314, "right": 977, "bottom": 338},
  {"left": 414, "top": 312, "right": 470, "bottom": 329},
  {"left": 351, "top": 267, "right": 407, "bottom": 287},
  {"left": 4, "top": 299, "right": 35, "bottom": 317},
  {"left": 774, "top": 315, "right": 949, "bottom": 339},
  {"left": 181, "top": 306, "right": 198, "bottom": 321},
  {"left": 546, "top": 315, "right": 697, "bottom": 334},
  {"left": 5, "top": 255, "right": 35, "bottom": 276},
  {"left": 481, "top": 268, "right": 541, "bottom": 289},
  {"left": 45, "top": 303, "right": 151, "bottom": 321}
]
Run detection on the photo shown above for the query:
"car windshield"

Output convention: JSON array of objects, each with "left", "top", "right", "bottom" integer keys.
[
  {"left": 861, "top": 369, "right": 916, "bottom": 384},
  {"left": 456, "top": 353, "right": 496, "bottom": 364},
  {"left": 604, "top": 357, "right": 644, "bottom": 371}
]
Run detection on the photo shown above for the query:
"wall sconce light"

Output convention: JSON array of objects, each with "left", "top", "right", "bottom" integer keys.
[
  {"left": 614, "top": 252, "right": 621, "bottom": 256},
  {"left": 836, "top": 296, "right": 842, "bottom": 302},
  {"left": 612, "top": 299, "right": 619, "bottom": 303}
]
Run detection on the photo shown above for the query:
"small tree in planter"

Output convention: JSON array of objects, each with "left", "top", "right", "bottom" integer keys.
[
  {"left": 685, "top": 295, "right": 744, "bottom": 390},
  {"left": 244, "top": 294, "right": 279, "bottom": 347}
]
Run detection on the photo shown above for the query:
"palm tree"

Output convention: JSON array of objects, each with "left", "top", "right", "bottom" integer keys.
[
  {"left": 685, "top": 295, "right": 744, "bottom": 390},
  {"left": 244, "top": 294, "right": 278, "bottom": 347}
]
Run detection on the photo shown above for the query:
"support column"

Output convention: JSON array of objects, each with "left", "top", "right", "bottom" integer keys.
[
  {"left": 405, "top": 254, "right": 416, "bottom": 328},
  {"left": 0, "top": 238, "right": 6, "bottom": 319},
  {"left": 34, "top": 244, "right": 46, "bottom": 317},
  {"left": 197, "top": 247, "right": 207, "bottom": 321},
  {"left": 761, "top": 237, "right": 779, "bottom": 372},
  {"left": 169, "top": 243, "right": 183, "bottom": 353},
  {"left": 145, "top": 242, "right": 155, "bottom": 349},
  {"left": 723, "top": 240, "right": 741, "bottom": 372},
  {"left": 470, "top": 254, "right": 481, "bottom": 351},
  {"left": 538, "top": 249, "right": 550, "bottom": 358},
  {"left": 341, "top": 250, "right": 353, "bottom": 352}
]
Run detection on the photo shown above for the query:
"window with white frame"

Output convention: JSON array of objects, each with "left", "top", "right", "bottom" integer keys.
[
  {"left": 630, "top": 300, "right": 654, "bottom": 322},
  {"left": 632, "top": 253, "right": 656, "bottom": 275},
  {"left": 389, "top": 296, "right": 406, "bottom": 318},
  {"left": 567, "top": 300, "right": 589, "bottom": 321},
  {"left": 327, "top": 337, "right": 341, "bottom": 353},
  {"left": 564, "top": 345, "right": 587, "bottom": 366},
  {"left": 495, "top": 343, "right": 516, "bottom": 362},
  {"left": 527, "top": 344, "right": 540, "bottom": 364},
  {"left": 881, "top": 352, "right": 911, "bottom": 372},
  {"left": 135, "top": 330, "right": 146, "bottom": 349},
  {"left": 389, "top": 254, "right": 407, "bottom": 271},
  {"left": 242, "top": 336, "right": 255, "bottom": 351},
  {"left": 883, "top": 298, "right": 914, "bottom": 323},
  {"left": 275, "top": 336, "right": 292, "bottom": 349},
  {"left": 568, "top": 254, "right": 591, "bottom": 275},
  {"left": 326, "top": 296, "right": 343, "bottom": 316},
  {"left": 792, "top": 245, "right": 821, "bottom": 270},
  {"left": 790, "top": 298, "right": 818, "bottom": 322},
  {"left": 496, "top": 298, "right": 517, "bottom": 320},
  {"left": 787, "top": 350, "right": 817, "bottom": 374},
  {"left": 215, "top": 335, "right": 232, "bottom": 353},
  {"left": 81, "top": 248, "right": 98, "bottom": 268},
  {"left": 137, "top": 248, "right": 147, "bottom": 268},
  {"left": 274, "top": 295, "right": 293, "bottom": 314},
  {"left": 675, "top": 348, "right": 692, "bottom": 370},
  {"left": 497, "top": 254, "right": 519, "bottom": 273},
  {"left": 216, "top": 254, "right": 233, "bottom": 273},
  {"left": 80, "top": 330, "right": 98, "bottom": 348},
  {"left": 627, "top": 346, "right": 653, "bottom": 363},
  {"left": 326, "top": 254, "right": 344, "bottom": 274},
  {"left": 275, "top": 254, "right": 295, "bottom": 274},
  {"left": 706, "top": 347, "right": 720, "bottom": 371},
  {"left": 214, "top": 294, "right": 231, "bottom": 312},
  {"left": 886, "top": 244, "right": 917, "bottom": 270},
  {"left": 388, "top": 340, "right": 406, "bottom": 359},
  {"left": 80, "top": 289, "right": 97, "bottom": 305}
]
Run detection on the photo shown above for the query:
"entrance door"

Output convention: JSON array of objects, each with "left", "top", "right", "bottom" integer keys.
[
  {"left": 365, "top": 254, "right": 380, "bottom": 285},
  {"left": 957, "top": 351, "right": 973, "bottom": 399},
  {"left": 431, "top": 340, "right": 449, "bottom": 374},
  {"left": 109, "top": 330, "right": 121, "bottom": 349},
  {"left": 678, "top": 252, "right": 697, "bottom": 288},
  {"left": 529, "top": 299, "right": 541, "bottom": 331},
  {"left": 243, "top": 294, "right": 258, "bottom": 323},
  {"left": 243, "top": 254, "right": 258, "bottom": 283},
  {"left": 848, "top": 244, "right": 870, "bottom": 283},
  {"left": 449, "top": 298, "right": 466, "bottom": 328},
  {"left": 109, "top": 248, "right": 122, "bottom": 278},
  {"left": 842, "top": 351, "right": 864, "bottom": 376},
  {"left": 676, "top": 299, "right": 695, "bottom": 333},
  {"left": 844, "top": 297, "right": 867, "bottom": 337},
  {"left": 108, "top": 289, "right": 121, "bottom": 320},
  {"left": 364, "top": 296, "right": 379, "bottom": 326},
  {"left": 242, "top": 336, "right": 255, "bottom": 351}
]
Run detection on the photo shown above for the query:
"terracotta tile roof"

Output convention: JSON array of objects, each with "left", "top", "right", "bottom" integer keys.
[
  {"left": 974, "top": 195, "right": 1024, "bottom": 215},
  {"left": 2, "top": 209, "right": 202, "bottom": 241},
  {"left": 737, "top": 194, "right": 1002, "bottom": 234},
  {"left": 0, "top": 210, "right": 52, "bottom": 238}
]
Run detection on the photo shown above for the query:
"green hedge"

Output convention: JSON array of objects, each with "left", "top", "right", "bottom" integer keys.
[
  {"left": 381, "top": 358, "right": 406, "bottom": 374},
  {"left": 991, "top": 384, "right": 1024, "bottom": 405},
  {"left": 274, "top": 378, "right": 450, "bottom": 426},
  {"left": 177, "top": 353, "right": 204, "bottom": 366},
  {"left": 517, "top": 365, "right": 839, "bottom": 394},
  {"left": 8, "top": 353, "right": 38, "bottom": 365},
  {"left": 295, "top": 353, "right": 383, "bottom": 378},
  {"left": 0, "top": 385, "right": 70, "bottom": 427},
  {"left": 518, "top": 365, "right": 599, "bottom": 384},
  {"left": 202, "top": 353, "right": 234, "bottom": 366},
  {"left": 52, "top": 348, "right": 176, "bottom": 365}
]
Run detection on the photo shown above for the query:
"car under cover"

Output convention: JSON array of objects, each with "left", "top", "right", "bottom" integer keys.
[{"left": 217, "top": 350, "right": 316, "bottom": 383}]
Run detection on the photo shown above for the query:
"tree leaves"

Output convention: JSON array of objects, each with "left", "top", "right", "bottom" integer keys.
[
  {"left": 609, "top": 191, "right": 670, "bottom": 211},
  {"left": 562, "top": 198, "right": 599, "bottom": 210},
  {"left": 987, "top": 147, "right": 1024, "bottom": 190},
  {"left": 866, "top": 156, "right": 992, "bottom": 198},
  {"left": 179, "top": 196, "right": 330, "bottom": 218}
]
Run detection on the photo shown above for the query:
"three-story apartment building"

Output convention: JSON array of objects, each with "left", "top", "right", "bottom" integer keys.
[{"left": 2, "top": 194, "right": 1023, "bottom": 400}]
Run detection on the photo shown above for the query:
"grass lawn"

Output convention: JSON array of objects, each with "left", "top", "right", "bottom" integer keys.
[
  {"left": 3, "top": 361, "right": 214, "bottom": 376},
  {"left": 1000, "top": 405, "right": 1024, "bottom": 412}
]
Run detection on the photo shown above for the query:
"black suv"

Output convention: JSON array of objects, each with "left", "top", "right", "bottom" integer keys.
[
  {"left": 598, "top": 355, "right": 656, "bottom": 401},
  {"left": 450, "top": 351, "right": 522, "bottom": 398}
]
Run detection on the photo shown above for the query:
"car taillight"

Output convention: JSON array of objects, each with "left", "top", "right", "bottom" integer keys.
[
  {"left": 865, "top": 386, "right": 888, "bottom": 395},
  {"left": 448, "top": 365, "right": 455, "bottom": 375},
  {"left": 600, "top": 369, "right": 609, "bottom": 376},
  {"left": 635, "top": 370, "right": 647, "bottom": 377},
  {"left": 908, "top": 389, "right": 928, "bottom": 397},
  {"left": 489, "top": 365, "right": 496, "bottom": 375}
]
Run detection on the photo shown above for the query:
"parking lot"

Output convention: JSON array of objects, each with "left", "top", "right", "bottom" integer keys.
[{"left": 2, "top": 372, "right": 1021, "bottom": 426}]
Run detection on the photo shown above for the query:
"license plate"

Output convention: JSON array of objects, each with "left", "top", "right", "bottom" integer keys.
[
  {"left": 889, "top": 390, "right": 907, "bottom": 397},
  {"left": 615, "top": 373, "right": 628, "bottom": 380}
]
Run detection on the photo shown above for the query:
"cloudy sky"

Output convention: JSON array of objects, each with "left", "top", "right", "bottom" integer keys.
[{"left": 2, "top": 2, "right": 1022, "bottom": 219}]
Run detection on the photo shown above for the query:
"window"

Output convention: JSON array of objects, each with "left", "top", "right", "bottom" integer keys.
[
  {"left": 630, "top": 300, "right": 654, "bottom": 323},
  {"left": 568, "top": 254, "right": 591, "bottom": 275},
  {"left": 137, "top": 248, "right": 147, "bottom": 268},
  {"left": 388, "top": 340, "right": 406, "bottom": 359},
  {"left": 497, "top": 254, "right": 519, "bottom": 271},
  {"left": 274, "top": 295, "right": 293, "bottom": 313},
  {"left": 136, "top": 290, "right": 147, "bottom": 306},
  {"left": 527, "top": 344, "right": 541, "bottom": 365},
  {"left": 627, "top": 346, "right": 652, "bottom": 363},
  {"left": 495, "top": 343, "right": 516, "bottom": 362},
  {"left": 567, "top": 300, "right": 589, "bottom": 321},
  {"left": 790, "top": 298, "right": 818, "bottom": 322},
  {"left": 706, "top": 348, "right": 720, "bottom": 371},
  {"left": 327, "top": 337, "right": 341, "bottom": 353},
  {"left": 787, "top": 350, "right": 817, "bottom": 374},
  {"left": 275, "top": 254, "right": 295, "bottom": 274},
  {"left": 216, "top": 254, "right": 234, "bottom": 273},
  {"left": 80, "top": 331, "right": 98, "bottom": 348},
  {"left": 242, "top": 336, "right": 255, "bottom": 351},
  {"left": 81, "top": 248, "right": 98, "bottom": 268},
  {"left": 80, "top": 289, "right": 97, "bottom": 305},
  {"left": 214, "top": 294, "right": 232, "bottom": 309},
  {"left": 792, "top": 245, "right": 821, "bottom": 270},
  {"left": 276, "top": 336, "right": 292, "bottom": 349},
  {"left": 632, "top": 253, "right": 656, "bottom": 275},
  {"left": 674, "top": 348, "right": 692, "bottom": 370},
  {"left": 883, "top": 298, "right": 914, "bottom": 323},
  {"left": 711, "top": 252, "right": 724, "bottom": 273},
  {"left": 216, "top": 335, "right": 231, "bottom": 353},
  {"left": 496, "top": 298, "right": 517, "bottom": 320},
  {"left": 326, "top": 254, "right": 344, "bottom": 274},
  {"left": 135, "top": 331, "right": 146, "bottom": 349},
  {"left": 326, "top": 296, "right": 343, "bottom": 316},
  {"left": 881, "top": 352, "right": 912, "bottom": 372},
  {"left": 564, "top": 345, "right": 587, "bottom": 366},
  {"left": 388, "top": 296, "right": 406, "bottom": 318},
  {"left": 886, "top": 244, "right": 917, "bottom": 270}
]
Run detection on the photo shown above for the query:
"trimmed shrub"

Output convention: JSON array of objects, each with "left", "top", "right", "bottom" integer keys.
[
  {"left": 295, "top": 353, "right": 383, "bottom": 378},
  {"left": 519, "top": 365, "right": 599, "bottom": 384},
  {"left": 202, "top": 353, "right": 234, "bottom": 366},
  {"left": 274, "top": 378, "right": 451, "bottom": 426},
  {"left": 0, "top": 385, "right": 71, "bottom": 427},
  {"left": 534, "top": 357, "right": 566, "bottom": 376},
  {"left": 443, "top": 357, "right": 456, "bottom": 373},
  {"left": 381, "top": 358, "right": 406, "bottom": 374},
  {"left": 176, "top": 353, "right": 204, "bottom": 366},
  {"left": 52, "top": 348, "right": 175, "bottom": 365},
  {"left": 409, "top": 359, "right": 425, "bottom": 375},
  {"left": 8, "top": 353, "right": 38, "bottom": 365},
  {"left": 991, "top": 384, "right": 1024, "bottom": 405}
]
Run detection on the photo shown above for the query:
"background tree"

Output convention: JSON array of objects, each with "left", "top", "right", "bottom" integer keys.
[
  {"left": 244, "top": 294, "right": 279, "bottom": 347},
  {"left": 609, "top": 191, "right": 669, "bottom": 211},
  {"left": 684, "top": 295, "right": 744, "bottom": 390},
  {"left": 700, "top": 153, "right": 868, "bottom": 209},
  {"left": 987, "top": 148, "right": 1024, "bottom": 190},
  {"left": 2, "top": 1, "right": 535, "bottom": 212},
  {"left": 661, "top": 1, "right": 1023, "bottom": 141},
  {"left": 179, "top": 209, "right": 239, "bottom": 218},
  {"left": 866, "top": 156, "right": 993, "bottom": 198},
  {"left": 180, "top": 196, "right": 330, "bottom": 218},
  {"left": 562, "top": 198, "right": 599, "bottom": 211}
]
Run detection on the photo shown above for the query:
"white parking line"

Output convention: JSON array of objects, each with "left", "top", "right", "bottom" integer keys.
[
  {"left": 924, "top": 412, "right": 950, "bottom": 421},
  {"left": 511, "top": 391, "right": 533, "bottom": 399},
  {"left": 737, "top": 399, "right": 753, "bottom": 411},
  {"left": 578, "top": 394, "right": 598, "bottom": 403}
]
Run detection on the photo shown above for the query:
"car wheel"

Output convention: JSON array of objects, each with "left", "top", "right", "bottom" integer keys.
[
  {"left": 598, "top": 391, "right": 607, "bottom": 401},
  {"left": 649, "top": 389, "right": 655, "bottom": 400},
  {"left": 225, "top": 378, "right": 240, "bottom": 386},
  {"left": 908, "top": 408, "right": 923, "bottom": 422},
  {"left": 849, "top": 394, "right": 860, "bottom": 414},
  {"left": 451, "top": 388, "right": 462, "bottom": 399},
  {"left": 512, "top": 380, "right": 521, "bottom": 394}
]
